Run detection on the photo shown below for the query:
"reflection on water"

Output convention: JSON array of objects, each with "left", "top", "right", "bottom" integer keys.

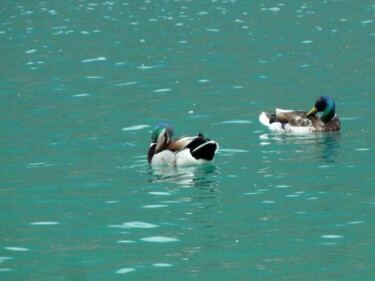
[
  {"left": 259, "top": 132, "right": 341, "bottom": 163},
  {"left": 149, "top": 165, "right": 220, "bottom": 191}
]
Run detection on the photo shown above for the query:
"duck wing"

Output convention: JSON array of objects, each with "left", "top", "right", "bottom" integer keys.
[
  {"left": 275, "top": 108, "right": 321, "bottom": 127},
  {"left": 168, "top": 134, "right": 219, "bottom": 161},
  {"left": 167, "top": 136, "right": 197, "bottom": 151}
]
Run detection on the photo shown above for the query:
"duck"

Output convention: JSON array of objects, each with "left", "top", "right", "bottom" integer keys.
[
  {"left": 147, "top": 123, "right": 219, "bottom": 166},
  {"left": 259, "top": 96, "right": 341, "bottom": 133}
]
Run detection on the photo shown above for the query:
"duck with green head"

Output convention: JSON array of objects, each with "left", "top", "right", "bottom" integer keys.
[
  {"left": 148, "top": 123, "right": 219, "bottom": 166},
  {"left": 259, "top": 96, "right": 340, "bottom": 133}
]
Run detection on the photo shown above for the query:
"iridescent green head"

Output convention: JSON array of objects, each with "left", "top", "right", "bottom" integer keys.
[
  {"left": 306, "top": 96, "right": 336, "bottom": 122},
  {"left": 151, "top": 123, "right": 174, "bottom": 143}
]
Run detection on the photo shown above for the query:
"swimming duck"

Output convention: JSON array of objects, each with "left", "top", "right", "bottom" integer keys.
[
  {"left": 259, "top": 96, "right": 340, "bottom": 133},
  {"left": 147, "top": 123, "right": 219, "bottom": 166}
]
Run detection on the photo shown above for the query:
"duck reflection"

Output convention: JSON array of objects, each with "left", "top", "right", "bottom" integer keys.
[
  {"left": 149, "top": 164, "right": 219, "bottom": 191},
  {"left": 259, "top": 132, "right": 341, "bottom": 163}
]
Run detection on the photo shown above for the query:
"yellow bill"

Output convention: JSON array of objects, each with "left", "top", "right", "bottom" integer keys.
[{"left": 306, "top": 107, "right": 318, "bottom": 117}]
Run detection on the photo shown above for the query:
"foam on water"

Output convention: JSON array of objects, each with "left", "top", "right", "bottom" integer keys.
[{"left": 142, "top": 205, "right": 168, "bottom": 208}]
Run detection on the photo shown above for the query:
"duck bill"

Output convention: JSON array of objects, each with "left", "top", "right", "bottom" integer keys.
[
  {"left": 155, "top": 128, "right": 170, "bottom": 153},
  {"left": 306, "top": 107, "right": 318, "bottom": 117}
]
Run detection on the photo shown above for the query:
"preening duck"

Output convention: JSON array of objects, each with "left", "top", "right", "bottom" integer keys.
[
  {"left": 259, "top": 96, "right": 341, "bottom": 133},
  {"left": 147, "top": 123, "right": 219, "bottom": 166}
]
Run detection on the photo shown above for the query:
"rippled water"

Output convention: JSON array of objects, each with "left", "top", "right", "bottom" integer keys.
[{"left": 1, "top": 0, "right": 375, "bottom": 280}]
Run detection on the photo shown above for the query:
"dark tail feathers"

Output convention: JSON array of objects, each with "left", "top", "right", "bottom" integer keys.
[{"left": 186, "top": 136, "right": 218, "bottom": 161}]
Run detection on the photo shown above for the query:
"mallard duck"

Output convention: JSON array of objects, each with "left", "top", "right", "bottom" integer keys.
[
  {"left": 147, "top": 123, "right": 219, "bottom": 166},
  {"left": 259, "top": 96, "right": 341, "bottom": 133}
]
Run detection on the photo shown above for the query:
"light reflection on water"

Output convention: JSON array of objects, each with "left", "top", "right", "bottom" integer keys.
[
  {"left": 148, "top": 165, "right": 220, "bottom": 191},
  {"left": 259, "top": 132, "right": 341, "bottom": 164}
]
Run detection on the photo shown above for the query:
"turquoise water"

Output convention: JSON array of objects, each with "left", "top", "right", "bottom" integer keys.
[{"left": 1, "top": 0, "right": 375, "bottom": 280}]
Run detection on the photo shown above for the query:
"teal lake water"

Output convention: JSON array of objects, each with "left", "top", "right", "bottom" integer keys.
[{"left": 1, "top": 0, "right": 375, "bottom": 280}]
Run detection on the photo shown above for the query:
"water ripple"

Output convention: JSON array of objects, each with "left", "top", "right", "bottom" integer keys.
[
  {"left": 140, "top": 236, "right": 178, "bottom": 243},
  {"left": 122, "top": 125, "right": 150, "bottom": 131},
  {"left": 5, "top": 247, "right": 29, "bottom": 251},
  {"left": 116, "top": 268, "right": 135, "bottom": 274}
]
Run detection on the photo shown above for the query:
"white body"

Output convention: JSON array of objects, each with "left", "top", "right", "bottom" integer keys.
[
  {"left": 151, "top": 139, "right": 218, "bottom": 167},
  {"left": 259, "top": 110, "right": 315, "bottom": 134}
]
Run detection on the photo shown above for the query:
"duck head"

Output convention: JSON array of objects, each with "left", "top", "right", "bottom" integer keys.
[
  {"left": 306, "top": 96, "right": 336, "bottom": 122},
  {"left": 151, "top": 123, "right": 174, "bottom": 153}
]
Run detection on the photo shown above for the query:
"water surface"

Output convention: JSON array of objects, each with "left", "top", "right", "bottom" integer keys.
[{"left": 1, "top": 0, "right": 375, "bottom": 280}]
